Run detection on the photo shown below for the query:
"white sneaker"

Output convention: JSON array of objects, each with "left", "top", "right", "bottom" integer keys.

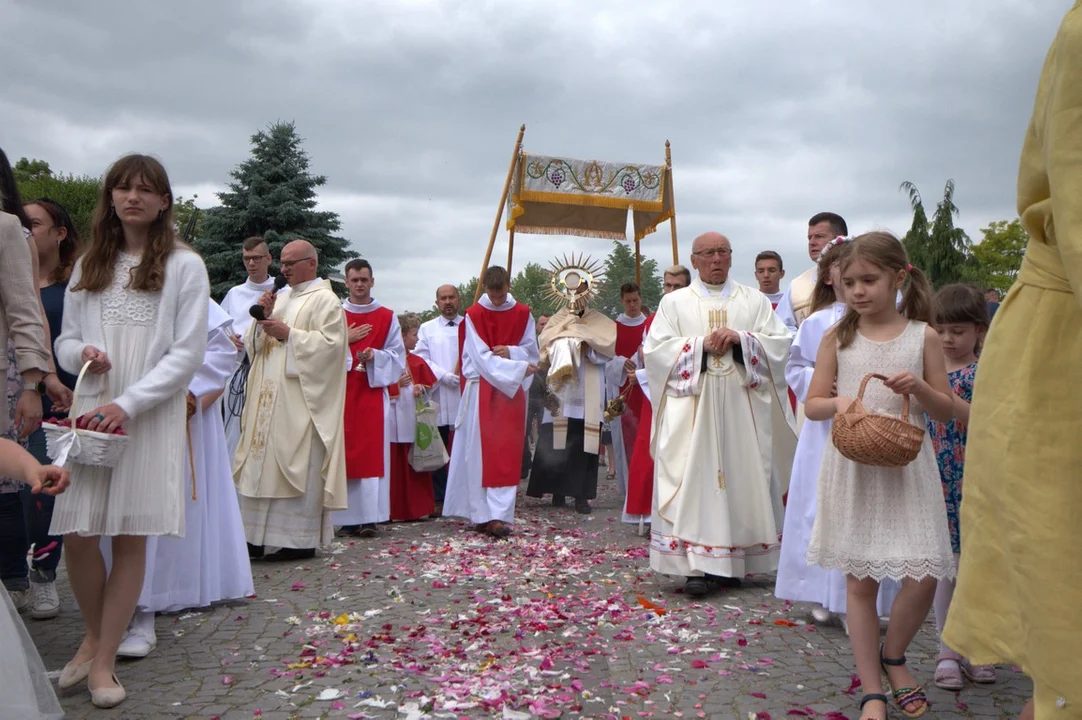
[
  {"left": 29, "top": 580, "right": 60, "bottom": 620},
  {"left": 809, "top": 604, "right": 832, "bottom": 624},
  {"left": 116, "top": 628, "right": 157, "bottom": 658},
  {"left": 8, "top": 588, "right": 30, "bottom": 613}
]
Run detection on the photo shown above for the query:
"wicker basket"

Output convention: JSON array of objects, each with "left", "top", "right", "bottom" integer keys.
[
  {"left": 830, "top": 373, "right": 925, "bottom": 467},
  {"left": 41, "top": 361, "right": 129, "bottom": 469}
]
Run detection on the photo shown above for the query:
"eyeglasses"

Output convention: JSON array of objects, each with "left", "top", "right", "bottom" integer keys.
[
  {"left": 280, "top": 257, "right": 315, "bottom": 269},
  {"left": 692, "top": 248, "right": 732, "bottom": 258},
  {"left": 243, "top": 255, "right": 269, "bottom": 264}
]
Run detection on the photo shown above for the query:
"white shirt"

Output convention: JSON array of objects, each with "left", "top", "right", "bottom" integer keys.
[
  {"left": 415, "top": 314, "right": 464, "bottom": 427},
  {"left": 220, "top": 276, "right": 277, "bottom": 338}
]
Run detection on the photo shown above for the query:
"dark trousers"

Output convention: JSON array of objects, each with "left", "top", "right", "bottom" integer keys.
[
  {"left": 432, "top": 425, "right": 452, "bottom": 503},
  {"left": 0, "top": 429, "right": 62, "bottom": 591}
]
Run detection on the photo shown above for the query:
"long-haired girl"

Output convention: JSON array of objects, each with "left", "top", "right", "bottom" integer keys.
[
  {"left": 776, "top": 238, "right": 901, "bottom": 631},
  {"left": 50, "top": 154, "right": 209, "bottom": 708},
  {"left": 804, "top": 232, "right": 956, "bottom": 720}
]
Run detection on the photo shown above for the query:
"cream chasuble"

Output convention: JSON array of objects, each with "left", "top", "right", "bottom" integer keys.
[
  {"left": 644, "top": 278, "right": 796, "bottom": 578},
  {"left": 233, "top": 279, "right": 348, "bottom": 514}
]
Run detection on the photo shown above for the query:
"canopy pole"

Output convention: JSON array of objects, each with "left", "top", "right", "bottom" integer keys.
[
  {"left": 634, "top": 236, "right": 642, "bottom": 285},
  {"left": 666, "top": 139, "right": 679, "bottom": 264},
  {"left": 476, "top": 124, "right": 526, "bottom": 303},
  {"left": 506, "top": 229, "right": 516, "bottom": 278}
]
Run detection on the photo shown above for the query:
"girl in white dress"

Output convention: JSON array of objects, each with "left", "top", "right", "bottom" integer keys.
[
  {"left": 804, "top": 233, "right": 956, "bottom": 720},
  {"left": 49, "top": 155, "right": 209, "bottom": 708},
  {"left": 0, "top": 437, "right": 68, "bottom": 720},
  {"left": 775, "top": 238, "right": 900, "bottom": 630}
]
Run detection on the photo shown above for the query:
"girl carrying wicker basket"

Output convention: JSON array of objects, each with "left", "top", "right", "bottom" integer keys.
[{"left": 803, "top": 232, "right": 956, "bottom": 720}]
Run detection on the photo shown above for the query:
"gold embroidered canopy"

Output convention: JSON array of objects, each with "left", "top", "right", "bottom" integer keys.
[
  {"left": 507, "top": 155, "right": 674, "bottom": 242},
  {"left": 473, "top": 126, "right": 679, "bottom": 301}
]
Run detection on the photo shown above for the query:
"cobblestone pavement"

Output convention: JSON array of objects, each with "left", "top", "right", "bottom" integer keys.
[{"left": 27, "top": 475, "right": 1028, "bottom": 720}]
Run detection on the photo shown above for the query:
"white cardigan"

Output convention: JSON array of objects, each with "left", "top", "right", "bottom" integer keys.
[{"left": 55, "top": 248, "right": 210, "bottom": 420}]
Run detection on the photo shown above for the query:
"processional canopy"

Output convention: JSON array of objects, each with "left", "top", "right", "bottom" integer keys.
[{"left": 507, "top": 154, "right": 674, "bottom": 242}]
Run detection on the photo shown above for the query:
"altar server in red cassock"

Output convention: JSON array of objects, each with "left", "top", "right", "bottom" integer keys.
[
  {"left": 624, "top": 266, "right": 691, "bottom": 525},
  {"left": 335, "top": 260, "right": 404, "bottom": 537},
  {"left": 607, "top": 283, "right": 648, "bottom": 497},
  {"left": 387, "top": 313, "right": 438, "bottom": 521},
  {"left": 444, "top": 266, "right": 539, "bottom": 538}
]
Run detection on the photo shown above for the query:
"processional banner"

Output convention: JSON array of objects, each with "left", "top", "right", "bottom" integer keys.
[{"left": 507, "top": 154, "right": 674, "bottom": 241}]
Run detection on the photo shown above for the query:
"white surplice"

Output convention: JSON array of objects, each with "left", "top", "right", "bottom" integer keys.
[
  {"left": 644, "top": 278, "right": 797, "bottom": 578},
  {"left": 104, "top": 299, "right": 254, "bottom": 612},
  {"left": 220, "top": 277, "right": 278, "bottom": 461},
  {"left": 607, "top": 313, "right": 647, "bottom": 497},
  {"left": 334, "top": 299, "right": 404, "bottom": 526},
  {"left": 415, "top": 315, "right": 463, "bottom": 428},
  {"left": 775, "top": 303, "right": 900, "bottom": 614},
  {"left": 443, "top": 293, "right": 538, "bottom": 524}
]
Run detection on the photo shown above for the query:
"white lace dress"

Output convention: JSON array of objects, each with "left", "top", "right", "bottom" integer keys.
[
  {"left": 50, "top": 252, "right": 186, "bottom": 536},
  {"left": 806, "top": 321, "right": 955, "bottom": 582}
]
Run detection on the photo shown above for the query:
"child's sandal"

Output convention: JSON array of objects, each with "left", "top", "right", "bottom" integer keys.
[
  {"left": 934, "top": 658, "right": 964, "bottom": 690},
  {"left": 859, "top": 693, "right": 889, "bottom": 720},
  {"left": 960, "top": 659, "right": 997, "bottom": 684},
  {"left": 880, "top": 645, "right": 929, "bottom": 718}
]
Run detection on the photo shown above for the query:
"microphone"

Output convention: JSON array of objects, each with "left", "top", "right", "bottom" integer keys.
[{"left": 249, "top": 276, "right": 288, "bottom": 321}]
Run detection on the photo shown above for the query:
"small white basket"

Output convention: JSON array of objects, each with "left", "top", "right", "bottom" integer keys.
[{"left": 41, "top": 361, "right": 129, "bottom": 469}]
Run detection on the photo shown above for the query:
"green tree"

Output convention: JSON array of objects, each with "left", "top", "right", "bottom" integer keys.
[
  {"left": 196, "top": 122, "right": 356, "bottom": 299},
  {"left": 967, "top": 219, "right": 1028, "bottom": 294},
  {"left": 16, "top": 160, "right": 101, "bottom": 244},
  {"left": 899, "top": 180, "right": 969, "bottom": 288},
  {"left": 596, "top": 241, "right": 663, "bottom": 318},
  {"left": 510, "top": 262, "right": 560, "bottom": 317},
  {"left": 173, "top": 195, "right": 206, "bottom": 242},
  {"left": 456, "top": 277, "right": 479, "bottom": 312},
  {"left": 13, "top": 157, "right": 53, "bottom": 184}
]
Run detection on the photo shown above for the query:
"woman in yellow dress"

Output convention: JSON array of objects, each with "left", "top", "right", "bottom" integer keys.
[{"left": 944, "top": 3, "right": 1082, "bottom": 718}]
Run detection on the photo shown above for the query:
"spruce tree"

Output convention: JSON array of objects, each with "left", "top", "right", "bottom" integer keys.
[
  {"left": 899, "top": 179, "right": 969, "bottom": 288},
  {"left": 596, "top": 240, "right": 663, "bottom": 317},
  {"left": 196, "top": 122, "right": 355, "bottom": 299}
]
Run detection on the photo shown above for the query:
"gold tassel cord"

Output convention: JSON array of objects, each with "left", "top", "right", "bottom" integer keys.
[{"left": 186, "top": 423, "right": 197, "bottom": 501}]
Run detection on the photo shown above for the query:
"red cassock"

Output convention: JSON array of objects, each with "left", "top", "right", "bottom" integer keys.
[
  {"left": 388, "top": 353, "right": 438, "bottom": 521},
  {"left": 343, "top": 307, "right": 395, "bottom": 480},
  {"left": 625, "top": 314, "right": 656, "bottom": 516},
  {"left": 459, "top": 302, "right": 531, "bottom": 488},
  {"left": 615, "top": 318, "right": 648, "bottom": 464}
]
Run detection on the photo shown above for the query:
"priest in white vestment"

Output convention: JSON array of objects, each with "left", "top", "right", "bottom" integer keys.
[
  {"left": 219, "top": 237, "right": 278, "bottom": 461},
  {"left": 106, "top": 299, "right": 254, "bottom": 658},
  {"left": 644, "top": 232, "right": 797, "bottom": 598},
  {"left": 233, "top": 241, "right": 348, "bottom": 562},
  {"left": 775, "top": 213, "right": 847, "bottom": 332}
]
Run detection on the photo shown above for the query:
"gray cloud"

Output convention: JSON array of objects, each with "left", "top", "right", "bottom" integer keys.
[{"left": 2, "top": 0, "right": 1069, "bottom": 312}]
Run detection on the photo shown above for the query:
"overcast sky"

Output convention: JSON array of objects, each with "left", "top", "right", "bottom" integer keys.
[{"left": 2, "top": 0, "right": 1069, "bottom": 312}]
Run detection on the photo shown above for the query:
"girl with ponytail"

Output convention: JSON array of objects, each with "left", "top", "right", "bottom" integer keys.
[{"left": 803, "top": 231, "right": 957, "bottom": 720}]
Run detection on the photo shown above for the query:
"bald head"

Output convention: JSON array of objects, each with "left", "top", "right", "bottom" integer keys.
[
  {"left": 690, "top": 232, "right": 733, "bottom": 285},
  {"left": 436, "top": 283, "right": 461, "bottom": 319},
  {"left": 280, "top": 239, "right": 319, "bottom": 286}
]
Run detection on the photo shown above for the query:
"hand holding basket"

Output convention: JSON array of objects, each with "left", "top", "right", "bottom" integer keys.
[
  {"left": 41, "top": 361, "right": 130, "bottom": 469},
  {"left": 830, "top": 373, "right": 925, "bottom": 467}
]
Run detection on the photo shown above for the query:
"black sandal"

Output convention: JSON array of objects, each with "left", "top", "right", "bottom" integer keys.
[
  {"left": 859, "top": 693, "right": 888, "bottom": 720},
  {"left": 880, "top": 644, "right": 929, "bottom": 718}
]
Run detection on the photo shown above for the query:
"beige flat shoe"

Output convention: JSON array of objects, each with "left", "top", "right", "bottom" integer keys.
[
  {"left": 57, "top": 659, "right": 92, "bottom": 690},
  {"left": 89, "top": 674, "right": 126, "bottom": 709}
]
